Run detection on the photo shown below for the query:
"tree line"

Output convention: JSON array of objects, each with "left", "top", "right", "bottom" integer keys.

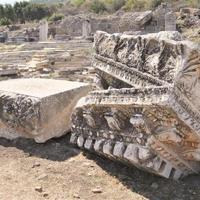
[
  {"left": 0, "top": 1, "right": 56, "bottom": 25},
  {"left": 69, "top": 0, "right": 200, "bottom": 13}
]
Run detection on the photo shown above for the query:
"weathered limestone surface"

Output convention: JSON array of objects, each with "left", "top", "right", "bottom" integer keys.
[
  {"left": 82, "top": 20, "right": 92, "bottom": 38},
  {"left": 39, "top": 20, "right": 48, "bottom": 41},
  {"left": 165, "top": 12, "right": 176, "bottom": 31},
  {"left": 0, "top": 78, "right": 91, "bottom": 143},
  {"left": 93, "top": 30, "right": 182, "bottom": 89},
  {"left": 57, "top": 5, "right": 175, "bottom": 37},
  {"left": 0, "top": 68, "right": 18, "bottom": 77},
  {"left": 71, "top": 31, "right": 200, "bottom": 179}
]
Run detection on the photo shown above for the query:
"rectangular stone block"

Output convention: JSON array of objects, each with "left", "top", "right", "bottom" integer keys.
[
  {"left": 0, "top": 68, "right": 18, "bottom": 77},
  {"left": 0, "top": 78, "right": 91, "bottom": 143}
]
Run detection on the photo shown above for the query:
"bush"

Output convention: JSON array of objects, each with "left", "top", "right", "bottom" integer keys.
[
  {"left": 0, "top": 2, "right": 53, "bottom": 23},
  {"left": 103, "top": 0, "right": 125, "bottom": 12},
  {"left": 3, "top": 4, "right": 15, "bottom": 22},
  {"left": 147, "top": 0, "right": 164, "bottom": 9},
  {"left": 0, "top": 17, "right": 11, "bottom": 25},
  {"left": 49, "top": 13, "right": 64, "bottom": 21},
  {"left": 185, "top": 0, "right": 200, "bottom": 8},
  {"left": 124, "top": 0, "right": 146, "bottom": 11},
  {"left": 23, "top": 4, "right": 52, "bottom": 21},
  {"left": 70, "top": 0, "right": 85, "bottom": 7},
  {"left": 112, "top": 0, "right": 126, "bottom": 11},
  {"left": 90, "top": 0, "right": 107, "bottom": 13}
]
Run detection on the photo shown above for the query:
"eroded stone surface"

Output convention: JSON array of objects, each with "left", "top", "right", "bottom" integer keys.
[
  {"left": 93, "top": 30, "right": 183, "bottom": 89},
  {"left": 0, "top": 78, "right": 91, "bottom": 143},
  {"left": 71, "top": 31, "right": 200, "bottom": 179}
]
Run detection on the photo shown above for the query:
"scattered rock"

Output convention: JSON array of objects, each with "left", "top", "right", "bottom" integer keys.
[
  {"left": 92, "top": 187, "right": 103, "bottom": 194},
  {"left": 43, "top": 192, "right": 49, "bottom": 197},
  {"left": 69, "top": 158, "right": 76, "bottom": 162},
  {"left": 73, "top": 193, "right": 80, "bottom": 198},
  {"left": 35, "top": 186, "right": 43, "bottom": 193},
  {"left": 32, "top": 162, "right": 41, "bottom": 168},
  {"left": 37, "top": 174, "right": 48, "bottom": 181},
  {"left": 87, "top": 172, "right": 92, "bottom": 176},
  {"left": 82, "top": 162, "right": 95, "bottom": 168}
]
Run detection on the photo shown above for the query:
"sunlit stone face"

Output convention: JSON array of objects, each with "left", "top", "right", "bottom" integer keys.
[{"left": 0, "top": 78, "right": 91, "bottom": 143}]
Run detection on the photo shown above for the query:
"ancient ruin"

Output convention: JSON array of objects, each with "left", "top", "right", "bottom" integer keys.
[
  {"left": 70, "top": 31, "right": 200, "bottom": 179},
  {"left": 0, "top": 78, "right": 91, "bottom": 143},
  {"left": 39, "top": 20, "right": 48, "bottom": 41},
  {"left": 82, "top": 20, "right": 92, "bottom": 38},
  {"left": 165, "top": 12, "right": 176, "bottom": 31},
  {"left": 57, "top": 4, "right": 176, "bottom": 38},
  {"left": 0, "top": 1, "right": 199, "bottom": 182}
]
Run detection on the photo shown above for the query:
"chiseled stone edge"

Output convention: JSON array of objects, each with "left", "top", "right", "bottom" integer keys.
[{"left": 0, "top": 90, "right": 41, "bottom": 135}]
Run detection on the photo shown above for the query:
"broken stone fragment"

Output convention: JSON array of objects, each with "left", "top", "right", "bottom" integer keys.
[
  {"left": 92, "top": 187, "right": 103, "bottom": 194},
  {"left": 71, "top": 31, "right": 200, "bottom": 180},
  {"left": 0, "top": 68, "right": 18, "bottom": 77},
  {"left": 35, "top": 186, "right": 43, "bottom": 193},
  {"left": 0, "top": 78, "right": 92, "bottom": 143},
  {"left": 134, "top": 10, "right": 152, "bottom": 26}
]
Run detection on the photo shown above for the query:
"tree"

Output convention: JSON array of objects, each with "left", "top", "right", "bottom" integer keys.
[
  {"left": 48, "top": 13, "right": 64, "bottom": 22},
  {"left": 0, "top": 17, "right": 11, "bottom": 25},
  {"left": 23, "top": 4, "right": 51, "bottom": 21},
  {"left": 90, "top": 0, "right": 107, "bottom": 13},
  {"left": 0, "top": 4, "right": 4, "bottom": 19},
  {"left": 14, "top": 1, "right": 31, "bottom": 23},
  {"left": 4, "top": 4, "right": 15, "bottom": 22}
]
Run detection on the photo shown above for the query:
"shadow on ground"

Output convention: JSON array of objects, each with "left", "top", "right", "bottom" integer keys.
[
  {"left": 83, "top": 151, "right": 200, "bottom": 200},
  {"left": 0, "top": 134, "right": 80, "bottom": 161},
  {"left": 0, "top": 134, "right": 199, "bottom": 200}
]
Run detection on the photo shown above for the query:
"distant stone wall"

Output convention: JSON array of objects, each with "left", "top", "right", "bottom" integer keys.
[
  {"left": 56, "top": 15, "right": 120, "bottom": 36},
  {"left": 56, "top": 3, "right": 176, "bottom": 37}
]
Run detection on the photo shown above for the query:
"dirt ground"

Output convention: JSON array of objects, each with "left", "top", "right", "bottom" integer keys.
[{"left": 0, "top": 135, "right": 199, "bottom": 200}]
